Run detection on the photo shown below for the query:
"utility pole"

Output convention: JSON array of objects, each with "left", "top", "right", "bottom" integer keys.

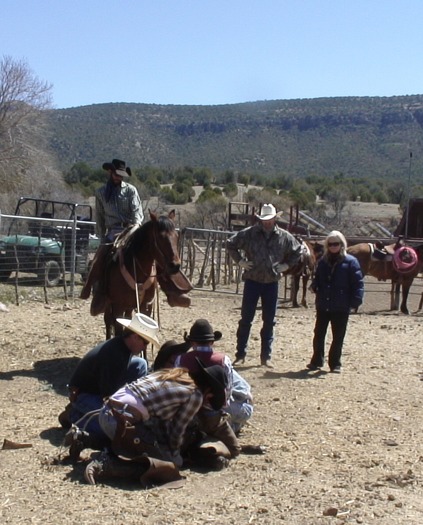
[{"left": 405, "top": 151, "right": 412, "bottom": 239}]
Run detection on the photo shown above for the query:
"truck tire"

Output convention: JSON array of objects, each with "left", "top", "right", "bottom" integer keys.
[
  {"left": 0, "top": 267, "right": 12, "bottom": 282},
  {"left": 39, "top": 259, "right": 62, "bottom": 287}
]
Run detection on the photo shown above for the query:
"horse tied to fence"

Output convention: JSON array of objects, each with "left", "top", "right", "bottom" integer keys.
[
  {"left": 347, "top": 239, "right": 423, "bottom": 314},
  {"left": 88, "top": 210, "right": 192, "bottom": 338},
  {"left": 286, "top": 239, "right": 322, "bottom": 308}
]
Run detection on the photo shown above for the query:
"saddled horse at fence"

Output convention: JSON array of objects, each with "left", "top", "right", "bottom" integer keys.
[
  {"left": 92, "top": 210, "right": 192, "bottom": 338},
  {"left": 286, "top": 239, "right": 322, "bottom": 308},
  {"left": 347, "top": 241, "right": 423, "bottom": 314}
]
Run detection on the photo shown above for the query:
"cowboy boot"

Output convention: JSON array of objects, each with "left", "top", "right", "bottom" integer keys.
[
  {"left": 58, "top": 403, "right": 72, "bottom": 429},
  {"left": 80, "top": 265, "right": 97, "bottom": 299},
  {"left": 89, "top": 281, "right": 108, "bottom": 316},
  {"left": 84, "top": 451, "right": 146, "bottom": 485},
  {"left": 139, "top": 457, "right": 184, "bottom": 488},
  {"left": 64, "top": 426, "right": 107, "bottom": 463},
  {"left": 197, "top": 411, "right": 241, "bottom": 457},
  {"left": 80, "top": 244, "right": 110, "bottom": 300}
]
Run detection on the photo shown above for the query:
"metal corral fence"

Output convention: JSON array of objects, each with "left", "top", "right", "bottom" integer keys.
[
  {"left": 178, "top": 228, "right": 423, "bottom": 307},
  {"left": 179, "top": 227, "right": 239, "bottom": 292},
  {"left": 0, "top": 210, "right": 98, "bottom": 304},
  {"left": 1, "top": 214, "right": 422, "bottom": 311},
  {"left": 179, "top": 227, "right": 308, "bottom": 302}
]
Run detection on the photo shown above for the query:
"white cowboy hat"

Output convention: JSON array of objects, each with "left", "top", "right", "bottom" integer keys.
[
  {"left": 116, "top": 313, "right": 160, "bottom": 347},
  {"left": 256, "top": 203, "right": 277, "bottom": 221}
]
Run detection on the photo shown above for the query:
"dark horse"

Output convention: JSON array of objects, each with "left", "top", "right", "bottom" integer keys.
[
  {"left": 286, "top": 239, "right": 322, "bottom": 308},
  {"left": 94, "top": 210, "right": 192, "bottom": 338},
  {"left": 347, "top": 241, "right": 423, "bottom": 314}
]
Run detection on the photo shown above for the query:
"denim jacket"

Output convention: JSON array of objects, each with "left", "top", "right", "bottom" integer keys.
[{"left": 311, "top": 254, "right": 364, "bottom": 312}]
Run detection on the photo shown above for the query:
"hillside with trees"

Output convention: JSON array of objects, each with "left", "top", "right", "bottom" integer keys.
[
  {"left": 46, "top": 96, "right": 423, "bottom": 184},
  {"left": 0, "top": 54, "right": 421, "bottom": 234}
]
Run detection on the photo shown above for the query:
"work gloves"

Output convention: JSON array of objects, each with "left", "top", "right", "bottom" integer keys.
[
  {"left": 275, "top": 262, "right": 289, "bottom": 273},
  {"left": 239, "top": 258, "right": 253, "bottom": 270},
  {"left": 238, "top": 259, "right": 289, "bottom": 273}
]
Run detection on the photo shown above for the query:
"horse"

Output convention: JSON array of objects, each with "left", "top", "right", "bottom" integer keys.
[
  {"left": 347, "top": 241, "right": 423, "bottom": 314},
  {"left": 286, "top": 239, "right": 322, "bottom": 308},
  {"left": 94, "top": 210, "right": 192, "bottom": 338}
]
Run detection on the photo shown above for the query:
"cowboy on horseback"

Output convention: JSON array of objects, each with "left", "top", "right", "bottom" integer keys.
[{"left": 80, "top": 158, "right": 144, "bottom": 313}]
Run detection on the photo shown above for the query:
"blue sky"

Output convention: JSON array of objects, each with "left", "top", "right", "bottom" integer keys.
[{"left": 2, "top": 0, "right": 423, "bottom": 109}]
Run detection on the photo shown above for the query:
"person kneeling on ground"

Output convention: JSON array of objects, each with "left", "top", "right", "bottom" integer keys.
[
  {"left": 83, "top": 360, "right": 228, "bottom": 485},
  {"left": 227, "top": 368, "right": 254, "bottom": 435},
  {"left": 172, "top": 319, "right": 245, "bottom": 456},
  {"left": 154, "top": 334, "right": 254, "bottom": 436},
  {"left": 60, "top": 313, "right": 159, "bottom": 459}
]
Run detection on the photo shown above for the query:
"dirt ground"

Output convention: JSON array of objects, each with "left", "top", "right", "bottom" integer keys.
[{"left": 0, "top": 278, "right": 422, "bottom": 525}]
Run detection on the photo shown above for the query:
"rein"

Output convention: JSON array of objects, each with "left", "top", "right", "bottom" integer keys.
[
  {"left": 114, "top": 219, "right": 176, "bottom": 332},
  {"left": 117, "top": 239, "right": 162, "bottom": 330},
  {"left": 118, "top": 249, "right": 156, "bottom": 303}
]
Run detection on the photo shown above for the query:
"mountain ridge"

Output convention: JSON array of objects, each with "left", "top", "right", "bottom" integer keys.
[{"left": 46, "top": 94, "right": 423, "bottom": 181}]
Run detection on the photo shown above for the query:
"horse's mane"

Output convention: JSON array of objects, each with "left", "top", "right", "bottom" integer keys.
[{"left": 123, "top": 215, "right": 176, "bottom": 262}]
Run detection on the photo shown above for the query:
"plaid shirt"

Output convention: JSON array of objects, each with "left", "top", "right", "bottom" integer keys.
[
  {"left": 126, "top": 372, "right": 203, "bottom": 452},
  {"left": 227, "top": 223, "right": 302, "bottom": 283},
  {"left": 95, "top": 181, "right": 144, "bottom": 240}
]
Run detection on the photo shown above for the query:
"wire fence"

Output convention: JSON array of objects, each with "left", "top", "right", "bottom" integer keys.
[
  {"left": 0, "top": 211, "right": 98, "bottom": 304},
  {"left": 1, "top": 214, "right": 422, "bottom": 312}
]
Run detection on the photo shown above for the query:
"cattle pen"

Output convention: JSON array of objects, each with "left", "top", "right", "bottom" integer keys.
[{"left": 1, "top": 217, "right": 422, "bottom": 314}]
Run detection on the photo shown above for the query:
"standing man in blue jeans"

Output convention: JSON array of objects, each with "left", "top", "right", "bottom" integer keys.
[{"left": 227, "top": 204, "right": 302, "bottom": 368}]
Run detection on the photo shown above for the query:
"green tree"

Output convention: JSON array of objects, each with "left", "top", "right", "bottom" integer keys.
[
  {"left": 223, "top": 182, "right": 238, "bottom": 199},
  {"left": 238, "top": 173, "right": 250, "bottom": 186},
  {"left": 194, "top": 167, "right": 213, "bottom": 186}
]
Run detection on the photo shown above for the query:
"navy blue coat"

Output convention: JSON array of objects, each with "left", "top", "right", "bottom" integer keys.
[
  {"left": 69, "top": 336, "right": 132, "bottom": 397},
  {"left": 312, "top": 254, "right": 364, "bottom": 313}
]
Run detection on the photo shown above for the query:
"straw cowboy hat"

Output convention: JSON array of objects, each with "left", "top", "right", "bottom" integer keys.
[
  {"left": 184, "top": 319, "right": 222, "bottom": 343},
  {"left": 102, "top": 158, "right": 132, "bottom": 177},
  {"left": 255, "top": 203, "right": 280, "bottom": 221},
  {"left": 116, "top": 313, "right": 160, "bottom": 347}
]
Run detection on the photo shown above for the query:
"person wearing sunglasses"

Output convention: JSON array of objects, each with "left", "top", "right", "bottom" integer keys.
[
  {"left": 307, "top": 230, "right": 364, "bottom": 373},
  {"left": 59, "top": 313, "right": 159, "bottom": 456}
]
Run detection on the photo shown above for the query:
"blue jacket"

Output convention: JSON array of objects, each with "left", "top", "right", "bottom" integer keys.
[{"left": 312, "top": 254, "right": 364, "bottom": 313}]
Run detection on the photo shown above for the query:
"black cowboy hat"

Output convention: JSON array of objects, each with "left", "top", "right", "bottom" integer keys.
[
  {"left": 102, "top": 158, "right": 132, "bottom": 177},
  {"left": 192, "top": 357, "right": 228, "bottom": 410},
  {"left": 153, "top": 339, "right": 192, "bottom": 370},
  {"left": 184, "top": 319, "right": 222, "bottom": 343}
]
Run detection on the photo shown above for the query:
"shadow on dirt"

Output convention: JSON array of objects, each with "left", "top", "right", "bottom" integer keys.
[
  {"left": 40, "top": 426, "right": 68, "bottom": 447},
  {"left": 0, "top": 357, "right": 80, "bottom": 396},
  {"left": 263, "top": 368, "right": 328, "bottom": 380}
]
